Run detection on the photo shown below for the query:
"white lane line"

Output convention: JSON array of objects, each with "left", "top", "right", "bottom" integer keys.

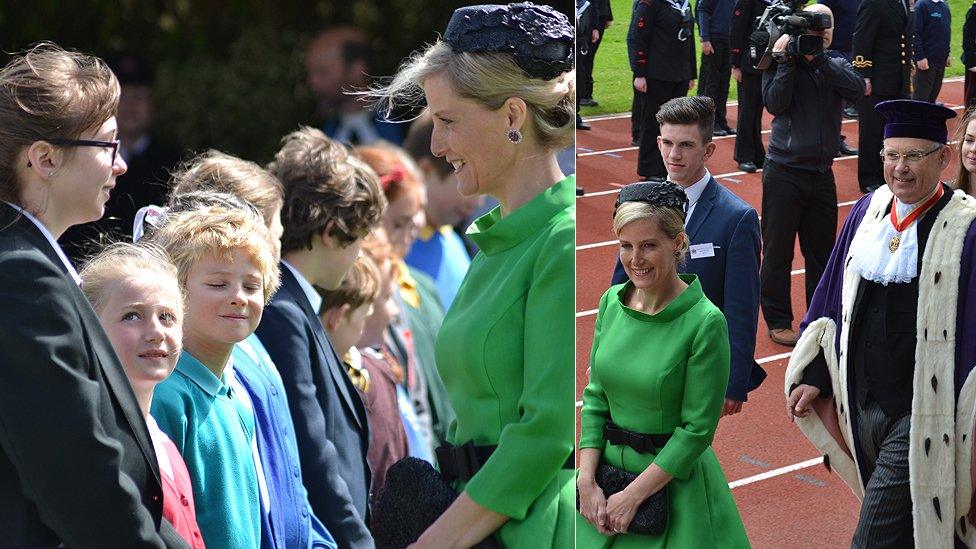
[
  {"left": 579, "top": 105, "right": 964, "bottom": 157},
  {"left": 728, "top": 457, "right": 822, "bottom": 489},
  {"left": 757, "top": 351, "right": 792, "bottom": 364},
  {"left": 581, "top": 77, "right": 965, "bottom": 122},
  {"left": 578, "top": 239, "right": 619, "bottom": 251},
  {"left": 577, "top": 308, "right": 599, "bottom": 318}
]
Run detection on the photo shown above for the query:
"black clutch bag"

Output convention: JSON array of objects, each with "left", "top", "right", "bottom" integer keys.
[
  {"left": 576, "top": 461, "right": 668, "bottom": 536},
  {"left": 371, "top": 457, "right": 501, "bottom": 549}
]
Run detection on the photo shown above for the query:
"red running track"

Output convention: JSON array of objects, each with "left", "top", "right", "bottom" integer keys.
[{"left": 575, "top": 79, "right": 967, "bottom": 547}]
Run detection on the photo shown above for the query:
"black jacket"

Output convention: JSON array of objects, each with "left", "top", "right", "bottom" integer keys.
[
  {"left": 763, "top": 53, "right": 866, "bottom": 172},
  {"left": 627, "top": 0, "right": 696, "bottom": 81},
  {"left": 852, "top": 0, "right": 912, "bottom": 96},
  {"left": 730, "top": 0, "right": 767, "bottom": 74},
  {"left": 255, "top": 265, "right": 374, "bottom": 549},
  {"left": 963, "top": 2, "right": 976, "bottom": 68},
  {"left": 0, "top": 204, "right": 187, "bottom": 548}
]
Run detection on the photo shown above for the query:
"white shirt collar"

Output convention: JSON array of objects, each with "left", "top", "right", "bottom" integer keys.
[
  {"left": 3, "top": 201, "right": 81, "bottom": 286},
  {"left": 682, "top": 169, "right": 711, "bottom": 209},
  {"left": 281, "top": 259, "right": 323, "bottom": 314}
]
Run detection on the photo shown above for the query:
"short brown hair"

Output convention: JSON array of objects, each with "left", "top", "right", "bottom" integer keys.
[
  {"left": 269, "top": 127, "right": 386, "bottom": 253},
  {"left": 316, "top": 255, "right": 381, "bottom": 314},
  {"left": 0, "top": 43, "right": 120, "bottom": 203},
  {"left": 656, "top": 96, "right": 715, "bottom": 144},
  {"left": 170, "top": 150, "right": 283, "bottom": 227}
]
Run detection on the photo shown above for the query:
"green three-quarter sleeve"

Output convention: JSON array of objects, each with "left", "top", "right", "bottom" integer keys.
[
  {"left": 579, "top": 289, "right": 611, "bottom": 449},
  {"left": 652, "top": 310, "right": 730, "bottom": 479},
  {"left": 464, "top": 214, "right": 575, "bottom": 520}
]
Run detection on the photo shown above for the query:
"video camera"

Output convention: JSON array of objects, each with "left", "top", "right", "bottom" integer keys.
[{"left": 750, "top": 0, "right": 832, "bottom": 70}]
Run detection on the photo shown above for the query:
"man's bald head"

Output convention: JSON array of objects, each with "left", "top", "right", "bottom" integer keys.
[{"left": 305, "top": 27, "right": 370, "bottom": 109}]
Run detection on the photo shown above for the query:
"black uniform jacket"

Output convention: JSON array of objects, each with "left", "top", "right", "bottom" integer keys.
[
  {"left": 0, "top": 203, "right": 187, "bottom": 548},
  {"left": 852, "top": 0, "right": 912, "bottom": 96},
  {"left": 627, "top": 0, "right": 697, "bottom": 81},
  {"left": 730, "top": 0, "right": 768, "bottom": 74}
]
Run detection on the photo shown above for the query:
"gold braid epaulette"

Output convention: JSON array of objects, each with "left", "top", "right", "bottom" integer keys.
[{"left": 852, "top": 55, "right": 873, "bottom": 68}]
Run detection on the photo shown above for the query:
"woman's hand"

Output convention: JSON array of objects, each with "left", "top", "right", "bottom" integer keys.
[
  {"left": 577, "top": 476, "right": 614, "bottom": 535},
  {"left": 604, "top": 485, "right": 649, "bottom": 534}
]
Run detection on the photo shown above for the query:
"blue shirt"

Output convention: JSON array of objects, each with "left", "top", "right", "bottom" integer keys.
[
  {"left": 151, "top": 352, "right": 261, "bottom": 549},
  {"left": 913, "top": 0, "right": 951, "bottom": 67},
  {"left": 234, "top": 334, "right": 338, "bottom": 549},
  {"left": 405, "top": 225, "right": 471, "bottom": 309}
]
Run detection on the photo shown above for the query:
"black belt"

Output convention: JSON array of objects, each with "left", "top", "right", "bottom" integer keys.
[
  {"left": 603, "top": 421, "right": 672, "bottom": 454},
  {"left": 436, "top": 441, "right": 575, "bottom": 483}
]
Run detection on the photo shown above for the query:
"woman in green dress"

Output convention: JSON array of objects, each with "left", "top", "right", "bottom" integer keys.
[
  {"left": 372, "top": 3, "right": 575, "bottom": 547},
  {"left": 577, "top": 182, "right": 749, "bottom": 548}
]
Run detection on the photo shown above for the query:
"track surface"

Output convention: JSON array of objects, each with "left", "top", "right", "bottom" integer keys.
[{"left": 575, "top": 79, "right": 967, "bottom": 547}]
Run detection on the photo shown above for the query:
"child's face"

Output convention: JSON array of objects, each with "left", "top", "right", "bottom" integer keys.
[
  {"left": 184, "top": 248, "right": 264, "bottom": 347},
  {"left": 359, "top": 269, "right": 399, "bottom": 349},
  {"left": 97, "top": 273, "right": 183, "bottom": 395},
  {"left": 320, "top": 234, "right": 365, "bottom": 290},
  {"left": 325, "top": 302, "right": 374, "bottom": 356}
]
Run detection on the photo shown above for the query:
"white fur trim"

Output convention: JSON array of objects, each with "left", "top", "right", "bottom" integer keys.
[{"left": 785, "top": 317, "right": 864, "bottom": 499}]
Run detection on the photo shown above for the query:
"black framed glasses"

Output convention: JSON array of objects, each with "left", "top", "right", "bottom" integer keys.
[{"left": 42, "top": 138, "right": 121, "bottom": 166}]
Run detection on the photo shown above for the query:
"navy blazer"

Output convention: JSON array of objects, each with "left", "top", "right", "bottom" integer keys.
[
  {"left": 612, "top": 177, "right": 766, "bottom": 401},
  {"left": 0, "top": 204, "right": 187, "bottom": 548},
  {"left": 255, "top": 264, "right": 373, "bottom": 549}
]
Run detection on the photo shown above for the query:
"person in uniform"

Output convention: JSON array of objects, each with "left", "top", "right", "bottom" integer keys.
[
  {"left": 579, "top": 0, "right": 613, "bottom": 108},
  {"left": 786, "top": 99, "right": 976, "bottom": 548},
  {"left": 696, "top": 0, "right": 736, "bottom": 136},
  {"left": 577, "top": 181, "right": 749, "bottom": 547},
  {"left": 628, "top": 0, "right": 696, "bottom": 181},
  {"left": 372, "top": 3, "right": 576, "bottom": 547},
  {"left": 729, "top": 0, "right": 768, "bottom": 173},
  {"left": 853, "top": 0, "right": 912, "bottom": 193}
]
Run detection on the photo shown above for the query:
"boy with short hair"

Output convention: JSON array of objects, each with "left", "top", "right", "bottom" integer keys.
[{"left": 255, "top": 127, "right": 386, "bottom": 549}]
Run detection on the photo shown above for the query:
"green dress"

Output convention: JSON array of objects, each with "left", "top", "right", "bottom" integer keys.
[
  {"left": 434, "top": 175, "right": 575, "bottom": 548},
  {"left": 577, "top": 276, "right": 749, "bottom": 548}
]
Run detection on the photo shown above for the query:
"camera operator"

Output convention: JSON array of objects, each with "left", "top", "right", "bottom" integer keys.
[{"left": 759, "top": 3, "right": 865, "bottom": 346}]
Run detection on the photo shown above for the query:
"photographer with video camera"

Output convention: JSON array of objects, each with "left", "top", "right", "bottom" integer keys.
[{"left": 758, "top": 3, "right": 864, "bottom": 346}]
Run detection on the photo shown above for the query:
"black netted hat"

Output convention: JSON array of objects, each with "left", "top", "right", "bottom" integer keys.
[
  {"left": 443, "top": 3, "right": 574, "bottom": 80},
  {"left": 613, "top": 181, "right": 688, "bottom": 217}
]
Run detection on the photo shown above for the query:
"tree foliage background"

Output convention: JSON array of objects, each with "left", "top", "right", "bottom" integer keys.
[{"left": 0, "top": 0, "right": 571, "bottom": 163}]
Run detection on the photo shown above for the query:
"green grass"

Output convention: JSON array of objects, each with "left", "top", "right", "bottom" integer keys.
[{"left": 583, "top": 0, "right": 972, "bottom": 116}]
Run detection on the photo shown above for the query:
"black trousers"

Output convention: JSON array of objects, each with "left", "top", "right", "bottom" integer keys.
[
  {"left": 858, "top": 93, "right": 901, "bottom": 192},
  {"left": 578, "top": 30, "right": 603, "bottom": 100},
  {"left": 632, "top": 88, "right": 643, "bottom": 143},
  {"left": 734, "top": 71, "right": 765, "bottom": 165},
  {"left": 637, "top": 79, "right": 689, "bottom": 178},
  {"left": 698, "top": 37, "right": 732, "bottom": 129},
  {"left": 912, "top": 65, "right": 946, "bottom": 103},
  {"left": 760, "top": 160, "right": 837, "bottom": 329}
]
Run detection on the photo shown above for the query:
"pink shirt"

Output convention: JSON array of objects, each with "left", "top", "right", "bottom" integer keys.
[{"left": 147, "top": 416, "right": 206, "bottom": 549}]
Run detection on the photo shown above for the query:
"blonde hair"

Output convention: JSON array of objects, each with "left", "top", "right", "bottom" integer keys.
[
  {"left": 0, "top": 43, "right": 120, "bottom": 202},
  {"left": 149, "top": 205, "right": 281, "bottom": 303},
  {"left": 79, "top": 241, "right": 183, "bottom": 315},
  {"left": 169, "top": 150, "right": 283, "bottom": 228},
  {"left": 316, "top": 255, "right": 382, "bottom": 315},
  {"left": 954, "top": 105, "right": 976, "bottom": 196},
  {"left": 374, "top": 41, "right": 574, "bottom": 150},
  {"left": 613, "top": 201, "right": 689, "bottom": 268}
]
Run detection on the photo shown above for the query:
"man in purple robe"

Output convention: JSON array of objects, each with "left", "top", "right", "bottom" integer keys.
[{"left": 784, "top": 99, "right": 976, "bottom": 548}]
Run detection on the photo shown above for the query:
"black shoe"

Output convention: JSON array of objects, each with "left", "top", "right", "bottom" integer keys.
[
  {"left": 837, "top": 141, "right": 858, "bottom": 156},
  {"left": 577, "top": 121, "right": 591, "bottom": 130},
  {"left": 631, "top": 139, "right": 639, "bottom": 147},
  {"left": 579, "top": 97, "right": 599, "bottom": 107},
  {"left": 738, "top": 162, "right": 758, "bottom": 173},
  {"left": 722, "top": 126, "right": 737, "bottom": 136},
  {"left": 576, "top": 186, "right": 586, "bottom": 196},
  {"left": 713, "top": 127, "right": 728, "bottom": 137},
  {"left": 843, "top": 106, "right": 859, "bottom": 120},
  {"left": 862, "top": 184, "right": 881, "bottom": 193},
  {"left": 641, "top": 175, "right": 667, "bottom": 182}
]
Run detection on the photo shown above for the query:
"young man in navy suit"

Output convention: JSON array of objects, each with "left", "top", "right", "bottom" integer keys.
[
  {"left": 256, "top": 128, "right": 386, "bottom": 549},
  {"left": 612, "top": 95, "right": 765, "bottom": 414}
]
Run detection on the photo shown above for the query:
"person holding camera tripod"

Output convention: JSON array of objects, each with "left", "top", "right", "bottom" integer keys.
[{"left": 760, "top": 3, "right": 865, "bottom": 346}]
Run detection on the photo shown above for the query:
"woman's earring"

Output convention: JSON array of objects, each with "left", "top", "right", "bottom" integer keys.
[
  {"left": 674, "top": 250, "right": 682, "bottom": 259},
  {"left": 507, "top": 129, "right": 523, "bottom": 144}
]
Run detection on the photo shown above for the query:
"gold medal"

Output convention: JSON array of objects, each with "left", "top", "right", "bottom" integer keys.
[{"left": 889, "top": 234, "right": 900, "bottom": 252}]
